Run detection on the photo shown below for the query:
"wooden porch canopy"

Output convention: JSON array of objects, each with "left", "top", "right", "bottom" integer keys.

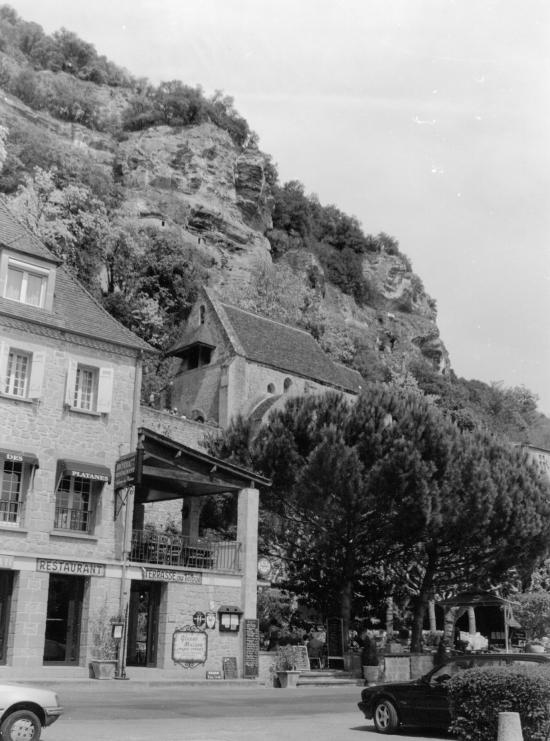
[{"left": 131, "top": 427, "right": 270, "bottom": 504}]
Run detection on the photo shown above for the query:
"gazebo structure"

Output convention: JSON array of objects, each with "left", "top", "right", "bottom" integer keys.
[{"left": 438, "top": 591, "right": 521, "bottom": 652}]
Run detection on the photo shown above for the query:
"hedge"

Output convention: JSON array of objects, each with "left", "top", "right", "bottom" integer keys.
[{"left": 448, "top": 665, "right": 550, "bottom": 741}]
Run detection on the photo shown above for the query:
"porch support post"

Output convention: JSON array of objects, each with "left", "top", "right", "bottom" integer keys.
[
  {"left": 237, "top": 487, "right": 259, "bottom": 619},
  {"left": 182, "top": 497, "right": 202, "bottom": 544}
]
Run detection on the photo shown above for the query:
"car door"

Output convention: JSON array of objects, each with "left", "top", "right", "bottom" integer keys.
[{"left": 417, "top": 660, "right": 474, "bottom": 728}]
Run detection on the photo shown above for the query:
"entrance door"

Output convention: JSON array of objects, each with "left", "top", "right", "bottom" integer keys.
[
  {"left": 126, "top": 581, "right": 161, "bottom": 667},
  {"left": 0, "top": 570, "right": 14, "bottom": 664},
  {"left": 43, "top": 574, "right": 85, "bottom": 663}
]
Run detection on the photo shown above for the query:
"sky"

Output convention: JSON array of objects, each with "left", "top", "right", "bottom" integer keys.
[{"left": 8, "top": 0, "right": 550, "bottom": 413}]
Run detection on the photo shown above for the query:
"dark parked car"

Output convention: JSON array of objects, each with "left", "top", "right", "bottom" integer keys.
[{"left": 358, "top": 652, "right": 550, "bottom": 734}]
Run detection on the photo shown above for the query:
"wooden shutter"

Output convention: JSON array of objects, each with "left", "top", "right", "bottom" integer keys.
[
  {"left": 0, "top": 341, "right": 9, "bottom": 394},
  {"left": 97, "top": 367, "right": 114, "bottom": 414},
  {"left": 65, "top": 358, "right": 78, "bottom": 407},
  {"left": 28, "top": 350, "right": 46, "bottom": 399}
]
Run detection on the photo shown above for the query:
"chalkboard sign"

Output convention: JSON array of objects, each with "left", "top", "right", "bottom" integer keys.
[
  {"left": 326, "top": 617, "right": 344, "bottom": 659},
  {"left": 243, "top": 619, "right": 259, "bottom": 678},
  {"left": 223, "top": 656, "right": 238, "bottom": 679},
  {"left": 276, "top": 645, "right": 310, "bottom": 672}
]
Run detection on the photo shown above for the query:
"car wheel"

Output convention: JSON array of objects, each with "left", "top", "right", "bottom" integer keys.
[
  {"left": 0, "top": 709, "right": 41, "bottom": 741},
  {"left": 373, "top": 699, "right": 399, "bottom": 734}
]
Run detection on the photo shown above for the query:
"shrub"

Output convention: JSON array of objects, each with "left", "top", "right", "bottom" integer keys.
[{"left": 448, "top": 666, "right": 550, "bottom": 741}]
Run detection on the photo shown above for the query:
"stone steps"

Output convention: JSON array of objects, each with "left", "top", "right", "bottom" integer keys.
[{"left": 296, "top": 670, "right": 363, "bottom": 687}]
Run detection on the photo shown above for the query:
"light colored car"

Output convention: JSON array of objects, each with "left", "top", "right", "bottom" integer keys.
[{"left": 0, "top": 683, "right": 63, "bottom": 741}]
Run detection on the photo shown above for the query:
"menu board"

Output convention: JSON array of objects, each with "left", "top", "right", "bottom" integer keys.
[
  {"left": 243, "top": 619, "right": 259, "bottom": 678},
  {"left": 172, "top": 627, "right": 207, "bottom": 667},
  {"left": 326, "top": 617, "right": 344, "bottom": 659},
  {"left": 223, "top": 656, "right": 238, "bottom": 679}
]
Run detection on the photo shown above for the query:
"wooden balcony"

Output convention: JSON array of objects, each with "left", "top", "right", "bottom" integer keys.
[{"left": 130, "top": 530, "right": 242, "bottom": 572}]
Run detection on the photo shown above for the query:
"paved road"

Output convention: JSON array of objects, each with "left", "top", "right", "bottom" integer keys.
[{"left": 40, "top": 683, "right": 449, "bottom": 741}]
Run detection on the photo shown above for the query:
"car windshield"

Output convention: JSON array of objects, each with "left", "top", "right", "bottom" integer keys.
[{"left": 430, "top": 660, "right": 474, "bottom": 682}]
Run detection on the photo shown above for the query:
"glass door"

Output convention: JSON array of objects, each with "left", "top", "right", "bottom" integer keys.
[
  {"left": 43, "top": 574, "right": 85, "bottom": 663},
  {"left": 0, "top": 570, "right": 14, "bottom": 664},
  {"left": 126, "top": 581, "right": 161, "bottom": 667}
]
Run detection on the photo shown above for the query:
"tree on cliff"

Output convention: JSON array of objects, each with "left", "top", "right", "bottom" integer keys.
[{"left": 209, "top": 385, "right": 550, "bottom": 651}]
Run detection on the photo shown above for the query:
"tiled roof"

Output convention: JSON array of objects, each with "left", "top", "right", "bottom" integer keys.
[
  {"left": 167, "top": 323, "right": 217, "bottom": 356},
  {"left": 0, "top": 198, "right": 150, "bottom": 352},
  {"left": 214, "top": 297, "right": 363, "bottom": 393},
  {"left": 0, "top": 199, "right": 58, "bottom": 262}
]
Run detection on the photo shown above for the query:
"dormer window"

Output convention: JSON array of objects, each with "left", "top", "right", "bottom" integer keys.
[
  {"left": 5, "top": 259, "right": 48, "bottom": 308},
  {"left": 1, "top": 251, "right": 55, "bottom": 312}
]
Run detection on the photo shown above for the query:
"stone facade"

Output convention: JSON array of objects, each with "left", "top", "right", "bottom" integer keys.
[
  {"left": 167, "top": 287, "right": 363, "bottom": 430},
  {"left": 0, "top": 200, "right": 261, "bottom": 679}
]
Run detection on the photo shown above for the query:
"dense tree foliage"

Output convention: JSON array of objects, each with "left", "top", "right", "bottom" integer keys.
[
  {"left": 268, "top": 179, "right": 405, "bottom": 305},
  {"left": 209, "top": 386, "right": 550, "bottom": 650},
  {"left": 0, "top": 5, "right": 132, "bottom": 85},
  {"left": 0, "top": 5, "right": 252, "bottom": 145}
]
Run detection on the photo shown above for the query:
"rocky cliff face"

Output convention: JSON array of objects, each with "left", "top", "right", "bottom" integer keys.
[{"left": 0, "top": 87, "right": 450, "bottom": 375}]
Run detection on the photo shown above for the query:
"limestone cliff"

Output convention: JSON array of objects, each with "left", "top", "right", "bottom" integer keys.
[{"left": 0, "top": 85, "right": 450, "bottom": 376}]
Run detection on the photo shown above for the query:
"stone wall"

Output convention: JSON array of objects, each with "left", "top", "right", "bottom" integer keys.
[{"left": 0, "top": 325, "right": 138, "bottom": 561}]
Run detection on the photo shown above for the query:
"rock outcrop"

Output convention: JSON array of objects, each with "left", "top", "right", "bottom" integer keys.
[{"left": 0, "top": 85, "right": 450, "bottom": 377}]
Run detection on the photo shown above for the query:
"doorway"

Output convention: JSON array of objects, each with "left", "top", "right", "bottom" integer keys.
[
  {"left": 0, "top": 570, "right": 14, "bottom": 664},
  {"left": 126, "top": 581, "right": 161, "bottom": 667},
  {"left": 43, "top": 574, "right": 85, "bottom": 663}
]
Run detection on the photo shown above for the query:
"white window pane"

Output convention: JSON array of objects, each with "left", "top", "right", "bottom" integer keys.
[
  {"left": 25, "top": 273, "right": 44, "bottom": 306},
  {"left": 6, "top": 268, "right": 23, "bottom": 300},
  {"left": 74, "top": 366, "right": 97, "bottom": 410},
  {"left": 6, "top": 351, "right": 30, "bottom": 397}
]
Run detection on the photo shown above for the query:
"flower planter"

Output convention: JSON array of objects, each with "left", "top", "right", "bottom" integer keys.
[
  {"left": 90, "top": 659, "right": 117, "bottom": 679},
  {"left": 363, "top": 665, "right": 380, "bottom": 683},
  {"left": 526, "top": 643, "right": 545, "bottom": 654},
  {"left": 277, "top": 670, "right": 301, "bottom": 688}
]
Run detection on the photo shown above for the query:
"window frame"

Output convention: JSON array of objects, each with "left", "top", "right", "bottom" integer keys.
[
  {"left": 65, "top": 359, "right": 114, "bottom": 415},
  {"left": 54, "top": 474, "right": 97, "bottom": 534},
  {"left": 73, "top": 364, "right": 98, "bottom": 412},
  {"left": 0, "top": 250, "right": 56, "bottom": 312},
  {"left": 0, "top": 457, "right": 32, "bottom": 527},
  {"left": 5, "top": 259, "right": 49, "bottom": 308},
  {"left": 4, "top": 348, "right": 31, "bottom": 398},
  {"left": 0, "top": 340, "right": 45, "bottom": 401}
]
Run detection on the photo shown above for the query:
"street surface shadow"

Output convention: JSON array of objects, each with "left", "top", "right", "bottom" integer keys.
[{"left": 351, "top": 724, "right": 452, "bottom": 738}]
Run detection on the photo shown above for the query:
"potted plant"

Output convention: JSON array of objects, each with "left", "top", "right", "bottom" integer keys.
[
  {"left": 89, "top": 601, "right": 120, "bottom": 680},
  {"left": 276, "top": 645, "right": 301, "bottom": 688},
  {"left": 361, "top": 635, "right": 380, "bottom": 684}
]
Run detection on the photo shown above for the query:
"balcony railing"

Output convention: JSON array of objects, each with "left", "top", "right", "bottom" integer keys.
[
  {"left": 130, "top": 530, "right": 242, "bottom": 572},
  {"left": 54, "top": 506, "right": 94, "bottom": 533},
  {"left": 0, "top": 500, "right": 20, "bottom": 525}
]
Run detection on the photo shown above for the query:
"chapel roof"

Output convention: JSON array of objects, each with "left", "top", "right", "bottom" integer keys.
[{"left": 186, "top": 288, "right": 364, "bottom": 394}]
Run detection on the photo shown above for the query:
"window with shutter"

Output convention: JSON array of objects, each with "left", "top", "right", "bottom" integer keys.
[
  {"left": 65, "top": 360, "right": 113, "bottom": 415},
  {"left": 0, "top": 342, "right": 44, "bottom": 400}
]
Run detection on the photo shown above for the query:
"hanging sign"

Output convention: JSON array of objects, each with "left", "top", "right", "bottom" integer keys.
[
  {"left": 205, "top": 612, "right": 217, "bottom": 629},
  {"left": 193, "top": 611, "right": 206, "bottom": 628}
]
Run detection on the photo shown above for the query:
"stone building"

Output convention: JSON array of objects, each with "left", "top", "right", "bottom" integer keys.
[
  {"left": 0, "top": 201, "right": 266, "bottom": 679},
  {"left": 166, "top": 286, "right": 363, "bottom": 429}
]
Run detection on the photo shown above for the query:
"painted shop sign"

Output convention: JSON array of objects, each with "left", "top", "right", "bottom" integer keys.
[
  {"left": 0, "top": 555, "right": 14, "bottom": 569},
  {"left": 114, "top": 453, "right": 136, "bottom": 490},
  {"left": 36, "top": 558, "right": 106, "bottom": 576},
  {"left": 172, "top": 625, "right": 207, "bottom": 668},
  {"left": 140, "top": 567, "right": 202, "bottom": 584}
]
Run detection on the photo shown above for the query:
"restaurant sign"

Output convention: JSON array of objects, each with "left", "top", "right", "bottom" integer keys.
[
  {"left": 114, "top": 453, "right": 136, "bottom": 490},
  {"left": 140, "top": 567, "right": 202, "bottom": 584},
  {"left": 36, "top": 558, "right": 105, "bottom": 577}
]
